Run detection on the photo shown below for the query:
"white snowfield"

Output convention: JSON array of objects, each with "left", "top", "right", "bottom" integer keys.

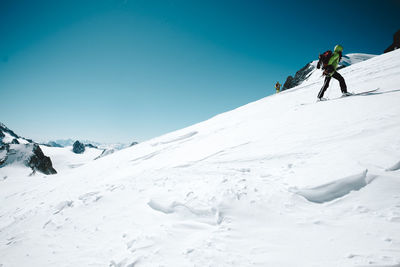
[
  {"left": 1, "top": 50, "right": 400, "bottom": 267},
  {"left": 39, "top": 145, "right": 104, "bottom": 172}
]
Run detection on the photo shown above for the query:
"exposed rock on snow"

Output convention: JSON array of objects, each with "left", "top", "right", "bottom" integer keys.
[
  {"left": 282, "top": 62, "right": 315, "bottom": 91},
  {"left": 384, "top": 29, "right": 400, "bottom": 53},
  {"left": 40, "top": 144, "right": 104, "bottom": 171},
  {"left": 28, "top": 144, "right": 57, "bottom": 175},
  {"left": 72, "top": 140, "right": 85, "bottom": 154},
  {"left": 130, "top": 141, "right": 139, "bottom": 147},
  {"left": 84, "top": 143, "right": 98, "bottom": 149},
  {"left": 0, "top": 129, "right": 4, "bottom": 141},
  {"left": 0, "top": 143, "right": 57, "bottom": 174},
  {"left": 0, "top": 122, "right": 57, "bottom": 174},
  {"left": 11, "top": 139, "right": 19, "bottom": 144},
  {"left": 0, "top": 122, "right": 20, "bottom": 142},
  {"left": 49, "top": 138, "right": 130, "bottom": 151}
]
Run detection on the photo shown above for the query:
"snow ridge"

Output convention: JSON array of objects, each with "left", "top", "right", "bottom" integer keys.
[{"left": 294, "top": 169, "right": 372, "bottom": 203}]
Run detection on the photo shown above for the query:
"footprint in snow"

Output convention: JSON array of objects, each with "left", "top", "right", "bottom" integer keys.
[
  {"left": 110, "top": 258, "right": 140, "bottom": 267},
  {"left": 126, "top": 236, "right": 155, "bottom": 252},
  {"left": 106, "top": 184, "right": 125, "bottom": 192},
  {"left": 79, "top": 191, "right": 102, "bottom": 205},
  {"left": 147, "top": 199, "right": 224, "bottom": 225},
  {"left": 53, "top": 200, "right": 73, "bottom": 214}
]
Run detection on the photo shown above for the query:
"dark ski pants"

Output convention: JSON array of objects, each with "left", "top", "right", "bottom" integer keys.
[{"left": 318, "top": 71, "right": 347, "bottom": 98}]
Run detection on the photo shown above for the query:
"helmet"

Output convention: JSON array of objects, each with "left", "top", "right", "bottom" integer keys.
[{"left": 334, "top": 44, "right": 343, "bottom": 53}]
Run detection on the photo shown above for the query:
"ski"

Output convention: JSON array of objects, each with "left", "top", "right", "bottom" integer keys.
[
  {"left": 299, "top": 88, "right": 380, "bottom": 106},
  {"left": 328, "top": 87, "right": 380, "bottom": 101}
]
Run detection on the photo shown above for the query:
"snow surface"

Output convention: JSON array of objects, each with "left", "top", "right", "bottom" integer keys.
[
  {"left": 1, "top": 132, "right": 15, "bottom": 144},
  {"left": 1, "top": 50, "right": 400, "bottom": 266},
  {"left": 1, "top": 144, "right": 34, "bottom": 167},
  {"left": 39, "top": 145, "right": 104, "bottom": 172},
  {"left": 1, "top": 130, "right": 30, "bottom": 145}
]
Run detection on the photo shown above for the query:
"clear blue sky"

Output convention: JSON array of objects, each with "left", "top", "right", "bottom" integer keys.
[{"left": 0, "top": 0, "right": 398, "bottom": 143}]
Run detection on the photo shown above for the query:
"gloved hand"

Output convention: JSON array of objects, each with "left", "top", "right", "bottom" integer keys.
[{"left": 323, "top": 65, "right": 334, "bottom": 75}]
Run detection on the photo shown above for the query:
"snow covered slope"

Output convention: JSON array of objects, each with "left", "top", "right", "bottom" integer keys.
[
  {"left": 41, "top": 140, "right": 133, "bottom": 166},
  {"left": 1, "top": 50, "right": 400, "bottom": 267},
  {"left": 39, "top": 145, "right": 104, "bottom": 172}
]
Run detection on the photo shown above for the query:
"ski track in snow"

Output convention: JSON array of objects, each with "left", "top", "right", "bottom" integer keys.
[
  {"left": 151, "top": 131, "right": 198, "bottom": 146},
  {"left": 1, "top": 50, "right": 400, "bottom": 266}
]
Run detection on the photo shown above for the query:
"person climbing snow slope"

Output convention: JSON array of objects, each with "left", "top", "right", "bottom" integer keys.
[
  {"left": 316, "top": 44, "right": 351, "bottom": 101},
  {"left": 275, "top": 81, "right": 281, "bottom": 93}
]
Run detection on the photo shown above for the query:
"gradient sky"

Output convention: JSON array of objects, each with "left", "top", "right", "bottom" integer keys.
[{"left": 0, "top": 0, "right": 399, "bottom": 143}]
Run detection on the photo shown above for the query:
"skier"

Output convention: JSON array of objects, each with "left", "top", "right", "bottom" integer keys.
[
  {"left": 316, "top": 44, "right": 351, "bottom": 101},
  {"left": 275, "top": 82, "right": 281, "bottom": 93}
]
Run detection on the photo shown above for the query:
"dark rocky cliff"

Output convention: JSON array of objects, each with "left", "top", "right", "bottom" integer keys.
[
  {"left": 282, "top": 62, "right": 315, "bottom": 91},
  {"left": 0, "top": 122, "right": 57, "bottom": 175},
  {"left": 384, "top": 29, "right": 400, "bottom": 53}
]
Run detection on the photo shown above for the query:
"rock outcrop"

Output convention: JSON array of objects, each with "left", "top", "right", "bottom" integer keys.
[
  {"left": 0, "top": 122, "right": 57, "bottom": 175},
  {"left": 384, "top": 29, "right": 400, "bottom": 53},
  {"left": 28, "top": 144, "right": 57, "bottom": 174},
  {"left": 282, "top": 62, "right": 315, "bottom": 91},
  {"left": 72, "top": 141, "right": 85, "bottom": 154}
]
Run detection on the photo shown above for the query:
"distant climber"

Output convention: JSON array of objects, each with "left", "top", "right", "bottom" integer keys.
[
  {"left": 275, "top": 82, "right": 281, "bottom": 93},
  {"left": 316, "top": 44, "right": 351, "bottom": 101}
]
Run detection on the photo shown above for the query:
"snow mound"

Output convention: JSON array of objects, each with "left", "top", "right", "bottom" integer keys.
[
  {"left": 386, "top": 161, "right": 400, "bottom": 172},
  {"left": 147, "top": 199, "right": 223, "bottom": 225},
  {"left": 40, "top": 145, "right": 103, "bottom": 172},
  {"left": 294, "top": 170, "right": 373, "bottom": 203}
]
